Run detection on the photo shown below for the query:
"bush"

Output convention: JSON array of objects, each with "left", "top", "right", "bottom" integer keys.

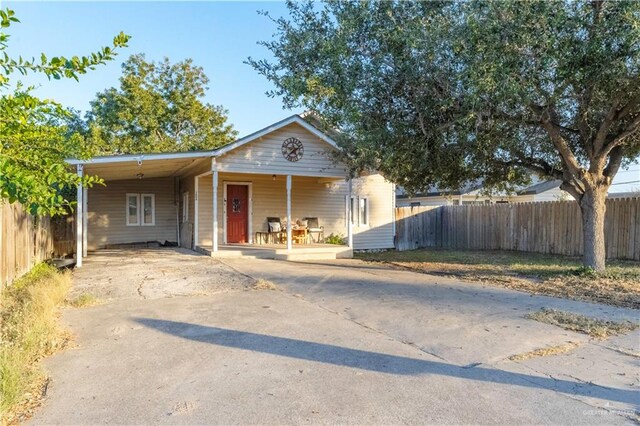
[
  {"left": 0, "top": 263, "right": 71, "bottom": 422},
  {"left": 324, "top": 233, "right": 346, "bottom": 245}
]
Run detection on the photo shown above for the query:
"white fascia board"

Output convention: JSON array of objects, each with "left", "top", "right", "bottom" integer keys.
[{"left": 66, "top": 151, "right": 214, "bottom": 165}]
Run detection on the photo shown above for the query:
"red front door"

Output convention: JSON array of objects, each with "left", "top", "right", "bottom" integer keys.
[{"left": 227, "top": 185, "right": 249, "bottom": 243}]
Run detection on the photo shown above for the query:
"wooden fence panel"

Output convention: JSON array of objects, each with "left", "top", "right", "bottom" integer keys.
[
  {"left": 1, "top": 202, "right": 50, "bottom": 286},
  {"left": 395, "top": 197, "right": 640, "bottom": 261}
]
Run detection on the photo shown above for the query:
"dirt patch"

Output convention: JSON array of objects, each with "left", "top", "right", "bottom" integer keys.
[
  {"left": 66, "top": 293, "right": 101, "bottom": 308},
  {"left": 508, "top": 342, "right": 580, "bottom": 361},
  {"left": 252, "top": 279, "right": 279, "bottom": 291},
  {"left": 526, "top": 308, "right": 639, "bottom": 339}
]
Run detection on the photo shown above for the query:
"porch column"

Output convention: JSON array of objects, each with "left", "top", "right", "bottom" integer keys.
[
  {"left": 212, "top": 169, "right": 219, "bottom": 252},
  {"left": 82, "top": 187, "right": 88, "bottom": 257},
  {"left": 286, "top": 175, "right": 292, "bottom": 251},
  {"left": 194, "top": 176, "right": 199, "bottom": 248},
  {"left": 347, "top": 179, "right": 353, "bottom": 248},
  {"left": 76, "top": 165, "right": 83, "bottom": 267}
]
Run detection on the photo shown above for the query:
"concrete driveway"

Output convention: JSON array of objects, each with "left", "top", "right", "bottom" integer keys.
[{"left": 31, "top": 249, "right": 639, "bottom": 425}]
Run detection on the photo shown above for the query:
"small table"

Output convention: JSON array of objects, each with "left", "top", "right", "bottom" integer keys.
[{"left": 292, "top": 228, "right": 309, "bottom": 244}]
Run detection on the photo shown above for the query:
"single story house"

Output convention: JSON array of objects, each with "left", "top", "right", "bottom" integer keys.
[
  {"left": 68, "top": 115, "right": 396, "bottom": 266},
  {"left": 396, "top": 179, "right": 569, "bottom": 207}
]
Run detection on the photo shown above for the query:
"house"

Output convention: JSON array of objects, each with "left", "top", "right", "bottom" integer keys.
[
  {"left": 67, "top": 115, "right": 396, "bottom": 266},
  {"left": 396, "top": 179, "right": 569, "bottom": 207}
]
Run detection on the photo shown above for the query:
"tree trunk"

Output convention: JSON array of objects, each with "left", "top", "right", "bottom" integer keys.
[{"left": 579, "top": 187, "right": 608, "bottom": 272}]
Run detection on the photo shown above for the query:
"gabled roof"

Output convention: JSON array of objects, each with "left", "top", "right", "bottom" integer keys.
[
  {"left": 516, "top": 179, "right": 562, "bottom": 195},
  {"left": 213, "top": 114, "right": 339, "bottom": 157},
  {"left": 397, "top": 179, "right": 563, "bottom": 199},
  {"left": 66, "top": 114, "right": 339, "bottom": 166}
]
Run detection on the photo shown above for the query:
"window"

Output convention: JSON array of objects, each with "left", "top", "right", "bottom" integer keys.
[
  {"left": 182, "top": 192, "right": 189, "bottom": 223},
  {"left": 126, "top": 194, "right": 140, "bottom": 226},
  {"left": 141, "top": 194, "right": 155, "bottom": 226},
  {"left": 126, "top": 193, "right": 155, "bottom": 226},
  {"left": 359, "top": 197, "right": 368, "bottom": 226},
  {"left": 410, "top": 202, "right": 421, "bottom": 208},
  {"left": 348, "top": 196, "right": 369, "bottom": 227},
  {"left": 349, "top": 196, "right": 356, "bottom": 225}
]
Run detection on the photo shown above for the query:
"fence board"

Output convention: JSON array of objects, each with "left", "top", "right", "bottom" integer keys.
[
  {"left": 395, "top": 197, "right": 640, "bottom": 261},
  {"left": 1, "top": 202, "right": 75, "bottom": 286}
]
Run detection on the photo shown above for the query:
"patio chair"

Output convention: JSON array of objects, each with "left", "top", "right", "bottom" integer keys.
[
  {"left": 303, "top": 217, "right": 324, "bottom": 243},
  {"left": 266, "top": 217, "right": 286, "bottom": 244}
]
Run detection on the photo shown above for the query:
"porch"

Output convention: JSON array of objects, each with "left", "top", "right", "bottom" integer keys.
[
  {"left": 196, "top": 243, "right": 353, "bottom": 261},
  {"left": 191, "top": 171, "right": 354, "bottom": 257}
]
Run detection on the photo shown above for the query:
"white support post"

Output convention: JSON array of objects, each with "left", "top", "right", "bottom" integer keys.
[
  {"left": 212, "top": 169, "right": 219, "bottom": 253},
  {"left": 347, "top": 179, "right": 353, "bottom": 248},
  {"left": 82, "top": 187, "right": 88, "bottom": 257},
  {"left": 194, "top": 176, "right": 199, "bottom": 248},
  {"left": 286, "top": 175, "right": 292, "bottom": 251},
  {"left": 76, "top": 165, "right": 83, "bottom": 267}
]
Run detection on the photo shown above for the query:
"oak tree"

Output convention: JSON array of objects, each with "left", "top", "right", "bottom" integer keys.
[{"left": 249, "top": 0, "right": 640, "bottom": 271}]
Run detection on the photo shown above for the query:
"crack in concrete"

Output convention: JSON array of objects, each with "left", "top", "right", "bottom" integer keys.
[
  {"left": 511, "top": 355, "right": 636, "bottom": 422},
  {"left": 136, "top": 274, "right": 149, "bottom": 299},
  {"left": 224, "top": 259, "right": 451, "bottom": 363}
]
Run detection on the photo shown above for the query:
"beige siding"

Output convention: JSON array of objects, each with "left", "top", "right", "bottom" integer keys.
[
  {"left": 216, "top": 123, "right": 347, "bottom": 177},
  {"left": 351, "top": 174, "right": 396, "bottom": 249},
  {"left": 178, "top": 158, "right": 213, "bottom": 248},
  {"left": 87, "top": 177, "right": 177, "bottom": 249},
  {"left": 193, "top": 172, "right": 395, "bottom": 250}
]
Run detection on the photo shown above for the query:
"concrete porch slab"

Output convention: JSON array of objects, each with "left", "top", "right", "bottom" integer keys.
[{"left": 196, "top": 244, "right": 353, "bottom": 260}]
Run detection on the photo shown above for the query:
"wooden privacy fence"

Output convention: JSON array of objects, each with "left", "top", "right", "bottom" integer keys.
[
  {"left": 395, "top": 197, "right": 640, "bottom": 261},
  {"left": 1, "top": 202, "right": 54, "bottom": 286},
  {"left": 1, "top": 202, "right": 76, "bottom": 286}
]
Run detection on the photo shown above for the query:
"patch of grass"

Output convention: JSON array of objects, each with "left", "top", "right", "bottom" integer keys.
[
  {"left": 508, "top": 341, "right": 580, "bottom": 361},
  {"left": 66, "top": 292, "right": 100, "bottom": 308},
  {"left": 0, "top": 263, "right": 71, "bottom": 423},
  {"left": 526, "top": 308, "right": 638, "bottom": 339},
  {"left": 252, "top": 279, "right": 278, "bottom": 291},
  {"left": 356, "top": 249, "right": 640, "bottom": 309}
]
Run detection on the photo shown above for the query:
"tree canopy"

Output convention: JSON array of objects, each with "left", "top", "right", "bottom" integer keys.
[
  {"left": 88, "top": 54, "right": 237, "bottom": 154},
  {"left": 0, "top": 8, "right": 129, "bottom": 215},
  {"left": 249, "top": 0, "right": 640, "bottom": 271}
]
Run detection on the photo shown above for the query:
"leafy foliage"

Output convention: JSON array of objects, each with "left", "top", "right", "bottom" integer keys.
[
  {"left": 249, "top": 0, "right": 640, "bottom": 270},
  {"left": 88, "top": 54, "right": 237, "bottom": 154},
  {"left": 0, "top": 9, "right": 129, "bottom": 215}
]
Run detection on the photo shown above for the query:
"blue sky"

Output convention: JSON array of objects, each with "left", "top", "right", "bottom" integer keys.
[
  {"left": 4, "top": 1, "right": 639, "bottom": 191},
  {"left": 4, "top": 1, "right": 301, "bottom": 137}
]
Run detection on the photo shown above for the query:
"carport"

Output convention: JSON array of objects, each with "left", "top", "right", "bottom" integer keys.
[{"left": 68, "top": 151, "right": 212, "bottom": 266}]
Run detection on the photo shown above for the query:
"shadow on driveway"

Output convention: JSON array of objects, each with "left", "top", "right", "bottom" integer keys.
[{"left": 135, "top": 317, "right": 638, "bottom": 407}]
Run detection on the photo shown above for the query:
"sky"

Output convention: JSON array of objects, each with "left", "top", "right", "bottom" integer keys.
[
  {"left": 3, "top": 1, "right": 639, "bottom": 192},
  {"left": 3, "top": 1, "right": 301, "bottom": 137}
]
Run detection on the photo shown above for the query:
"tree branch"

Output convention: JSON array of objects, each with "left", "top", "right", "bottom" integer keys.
[
  {"left": 603, "top": 145, "right": 624, "bottom": 180},
  {"left": 600, "top": 114, "right": 640, "bottom": 158},
  {"left": 539, "top": 118, "right": 583, "bottom": 177},
  {"left": 593, "top": 97, "right": 620, "bottom": 155}
]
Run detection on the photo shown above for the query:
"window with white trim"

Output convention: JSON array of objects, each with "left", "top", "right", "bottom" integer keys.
[
  {"left": 182, "top": 192, "right": 189, "bottom": 223},
  {"left": 349, "top": 196, "right": 369, "bottom": 227},
  {"left": 141, "top": 194, "right": 155, "bottom": 226},
  {"left": 126, "top": 194, "right": 140, "bottom": 226},
  {"left": 359, "top": 197, "right": 368, "bottom": 226},
  {"left": 126, "top": 193, "right": 155, "bottom": 226}
]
